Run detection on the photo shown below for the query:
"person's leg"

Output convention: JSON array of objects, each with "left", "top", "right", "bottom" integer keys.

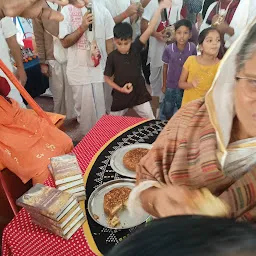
[
  {"left": 133, "top": 101, "right": 155, "bottom": 119},
  {"left": 61, "top": 63, "right": 76, "bottom": 119},
  {"left": 103, "top": 82, "right": 112, "bottom": 114},
  {"left": 176, "top": 88, "right": 184, "bottom": 111},
  {"left": 74, "top": 82, "right": 106, "bottom": 135},
  {"left": 92, "top": 82, "right": 106, "bottom": 120},
  {"left": 161, "top": 88, "right": 175, "bottom": 120},
  {"left": 149, "top": 66, "right": 163, "bottom": 99},
  {"left": 48, "top": 60, "right": 65, "bottom": 114},
  {"left": 70, "top": 84, "right": 83, "bottom": 124},
  {"left": 110, "top": 109, "right": 128, "bottom": 116}
]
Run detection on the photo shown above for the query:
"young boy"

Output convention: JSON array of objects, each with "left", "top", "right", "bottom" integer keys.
[
  {"left": 160, "top": 19, "right": 197, "bottom": 120},
  {"left": 104, "top": 0, "right": 171, "bottom": 118}
]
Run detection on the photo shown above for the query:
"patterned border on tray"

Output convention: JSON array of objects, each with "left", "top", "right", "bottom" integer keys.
[{"left": 82, "top": 119, "right": 167, "bottom": 255}]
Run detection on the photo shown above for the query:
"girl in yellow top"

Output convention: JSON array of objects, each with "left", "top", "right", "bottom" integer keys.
[{"left": 179, "top": 27, "right": 221, "bottom": 106}]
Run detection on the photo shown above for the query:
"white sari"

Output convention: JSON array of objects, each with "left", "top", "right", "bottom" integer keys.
[{"left": 200, "top": 0, "right": 256, "bottom": 48}]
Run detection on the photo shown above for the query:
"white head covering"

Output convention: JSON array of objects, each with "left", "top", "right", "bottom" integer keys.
[{"left": 205, "top": 18, "right": 256, "bottom": 178}]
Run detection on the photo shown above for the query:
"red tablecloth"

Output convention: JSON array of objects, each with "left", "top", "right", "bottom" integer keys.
[{"left": 2, "top": 115, "right": 144, "bottom": 256}]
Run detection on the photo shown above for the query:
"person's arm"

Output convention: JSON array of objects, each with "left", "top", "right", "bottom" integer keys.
[
  {"left": 104, "top": 8, "right": 115, "bottom": 55},
  {"left": 6, "top": 36, "right": 27, "bottom": 86},
  {"left": 112, "top": 3, "right": 138, "bottom": 24},
  {"left": 61, "top": 27, "right": 84, "bottom": 48},
  {"left": 32, "top": 18, "right": 51, "bottom": 77},
  {"left": 141, "top": 0, "right": 151, "bottom": 8},
  {"left": 0, "top": 0, "right": 68, "bottom": 21},
  {"left": 219, "top": 168, "right": 256, "bottom": 219},
  {"left": 60, "top": 12, "right": 92, "bottom": 48},
  {"left": 104, "top": 53, "right": 132, "bottom": 94},
  {"left": 106, "top": 39, "right": 114, "bottom": 55},
  {"left": 32, "top": 19, "right": 47, "bottom": 64},
  {"left": 140, "top": 0, "right": 164, "bottom": 41},
  {"left": 215, "top": 22, "right": 234, "bottom": 37},
  {"left": 141, "top": 18, "right": 148, "bottom": 34},
  {"left": 104, "top": 76, "right": 131, "bottom": 94},
  {"left": 179, "top": 68, "right": 194, "bottom": 89},
  {"left": 139, "top": 0, "right": 170, "bottom": 44},
  {"left": 161, "top": 46, "right": 169, "bottom": 93},
  {"left": 162, "top": 63, "right": 168, "bottom": 93}
]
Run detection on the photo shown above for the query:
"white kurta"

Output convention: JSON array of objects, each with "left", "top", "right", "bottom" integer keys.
[
  {"left": 0, "top": 17, "right": 26, "bottom": 108},
  {"left": 59, "top": 2, "right": 115, "bottom": 134},
  {"left": 100, "top": 0, "right": 131, "bottom": 23}
]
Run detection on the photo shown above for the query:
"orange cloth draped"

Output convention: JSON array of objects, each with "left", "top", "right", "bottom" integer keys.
[{"left": 0, "top": 97, "right": 73, "bottom": 184}]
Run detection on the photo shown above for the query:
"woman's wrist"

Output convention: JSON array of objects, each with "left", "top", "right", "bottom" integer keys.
[
  {"left": 140, "top": 187, "right": 158, "bottom": 216},
  {"left": 122, "top": 11, "right": 128, "bottom": 20}
]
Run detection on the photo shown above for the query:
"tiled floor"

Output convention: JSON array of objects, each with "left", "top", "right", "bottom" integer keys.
[
  {"left": 33, "top": 95, "right": 160, "bottom": 145},
  {"left": 32, "top": 96, "right": 84, "bottom": 144}
]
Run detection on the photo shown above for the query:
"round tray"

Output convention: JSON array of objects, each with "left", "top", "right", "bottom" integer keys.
[
  {"left": 110, "top": 143, "right": 152, "bottom": 178},
  {"left": 87, "top": 179, "right": 149, "bottom": 229}
]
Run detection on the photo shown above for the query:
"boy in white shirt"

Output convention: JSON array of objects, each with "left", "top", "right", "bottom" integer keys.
[{"left": 59, "top": 0, "right": 115, "bottom": 135}]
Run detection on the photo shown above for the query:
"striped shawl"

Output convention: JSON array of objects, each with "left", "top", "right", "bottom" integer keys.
[{"left": 136, "top": 99, "right": 256, "bottom": 221}]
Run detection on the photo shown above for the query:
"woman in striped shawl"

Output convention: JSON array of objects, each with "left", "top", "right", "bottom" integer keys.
[{"left": 128, "top": 19, "right": 256, "bottom": 222}]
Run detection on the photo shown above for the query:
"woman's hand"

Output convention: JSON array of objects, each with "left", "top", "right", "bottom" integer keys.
[
  {"left": 141, "top": 186, "right": 201, "bottom": 218},
  {"left": 0, "top": 0, "right": 85, "bottom": 21}
]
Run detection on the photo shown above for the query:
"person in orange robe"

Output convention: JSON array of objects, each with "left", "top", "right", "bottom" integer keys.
[{"left": 0, "top": 76, "right": 73, "bottom": 184}]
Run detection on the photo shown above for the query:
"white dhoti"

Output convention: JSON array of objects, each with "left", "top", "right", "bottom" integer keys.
[
  {"left": 149, "top": 66, "right": 164, "bottom": 101},
  {"left": 110, "top": 101, "right": 155, "bottom": 119},
  {"left": 49, "top": 60, "right": 76, "bottom": 119},
  {"left": 70, "top": 82, "right": 106, "bottom": 135}
]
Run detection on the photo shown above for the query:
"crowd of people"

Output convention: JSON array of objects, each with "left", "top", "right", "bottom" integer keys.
[
  {"left": 0, "top": 0, "right": 255, "bottom": 206},
  {"left": 1, "top": 0, "right": 256, "bottom": 254},
  {"left": 2, "top": 0, "right": 256, "bottom": 136}
]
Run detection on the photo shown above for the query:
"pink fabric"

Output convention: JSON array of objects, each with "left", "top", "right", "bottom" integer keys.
[{"left": 2, "top": 115, "right": 144, "bottom": 256}]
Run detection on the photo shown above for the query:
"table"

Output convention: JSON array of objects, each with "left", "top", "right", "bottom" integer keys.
[
  {"left": 23, "top": 57, "right": 49, "bottom": 104},
  {"left": 2, "top": 116, "right": 148, "bottom": 256}
]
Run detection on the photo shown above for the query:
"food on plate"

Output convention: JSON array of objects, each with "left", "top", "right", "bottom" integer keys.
[
  {"left": 192, "top": 188, "right": 230, "bottom": 217},
  {"left": 104, "top": 187, "right": 131, "bottom": 227},
  {"left": 107, "top": 215, "right": 120, "bottom": 228},
  {"left": 123, "top": 148, "right": 149, "bottom": 172},
  {"left": 93, "top": 214, "right": 99, "bottom": 220}
]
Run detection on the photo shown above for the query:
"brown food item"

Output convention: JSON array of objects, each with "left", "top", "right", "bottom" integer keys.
[
  {"left": 191, "top": 188, "right": 230, "bottom": 217},
  {"left": 107, "top": 216, "right": 120, "bottom": 228},
  {"left": 93, "top": 214, "right": 99, "bottom": 220},
  {"left": 123, "top": 148, "right": 149, "bottom": 172},
  {"left": 104, "top": 187, "right": 131, "bottom": 218}
]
